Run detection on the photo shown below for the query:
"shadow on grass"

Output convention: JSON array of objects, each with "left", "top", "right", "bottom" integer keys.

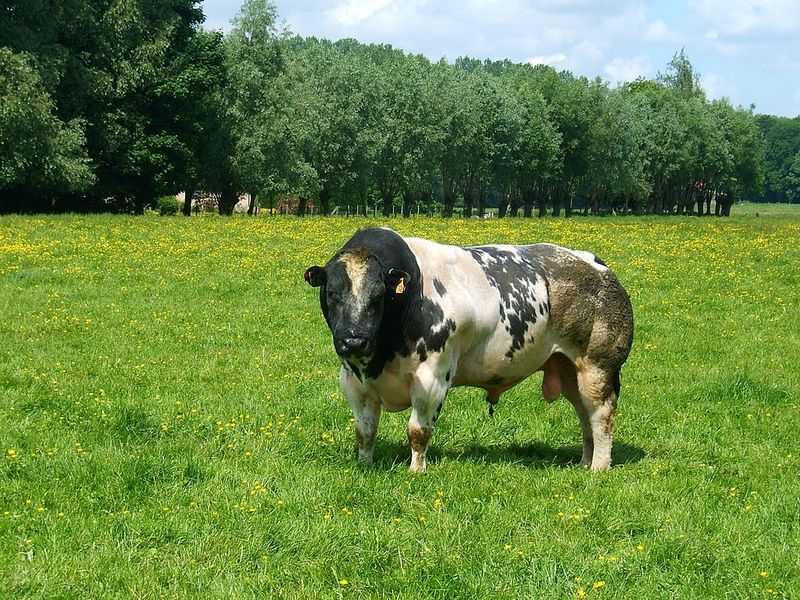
[{"left": 372, "top": 440, "right": 645, "bottom": 470}]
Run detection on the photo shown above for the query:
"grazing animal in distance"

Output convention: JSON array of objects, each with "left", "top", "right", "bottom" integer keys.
[{"left": 304, "top": 227, "right": 634, "bottom": 472}]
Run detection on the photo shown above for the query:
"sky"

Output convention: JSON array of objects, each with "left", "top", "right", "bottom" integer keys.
[{"left": 201, "top": 0, "right": 800, "bottom": 117}]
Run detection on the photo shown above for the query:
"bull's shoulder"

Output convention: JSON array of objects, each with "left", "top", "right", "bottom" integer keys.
[{"left": 404, "top": 237, "right": 483, "bottom": 298}]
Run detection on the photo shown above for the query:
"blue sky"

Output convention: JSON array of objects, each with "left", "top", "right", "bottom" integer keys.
[{"left": 201, "top": 1, "right": 800, "bottom": 117}]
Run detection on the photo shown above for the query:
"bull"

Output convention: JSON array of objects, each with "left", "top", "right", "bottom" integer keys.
[{"left": 304, "top": 227, "right": 633, "bottom": 472}]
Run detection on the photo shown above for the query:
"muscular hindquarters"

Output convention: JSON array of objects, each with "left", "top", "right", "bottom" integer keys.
[{"left": 535, "top": 247, "right": 633, "bottom": 469}]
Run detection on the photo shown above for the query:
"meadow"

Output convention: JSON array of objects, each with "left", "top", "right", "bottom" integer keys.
[{"left": 1, "top": 212, "right": 798, "bottom": 599}]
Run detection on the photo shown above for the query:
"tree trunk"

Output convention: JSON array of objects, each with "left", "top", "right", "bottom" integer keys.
[
  {"left": 463, "top": 184, "right": 474, "bottom": 218},
  {"left": 720, "top": 193, "right": 734, "bottom": 216},
  {"left": 551, "top": 186, "right": 562, "bottom": 217},
  {"left": 442, "top": 188, "right": 456, "bottom": 217},
  {"left": 133, "top": 196, "right": 147, "bottom": 215},
  {"left": 296, "top": 196, "right": 308, "bottom": 217},
  {"left": 509, "top": 192, "right": 521, "bottom": 217},
  {"left": 381, "top": 190, "right": 392, "bottom": 217},
  {"left": 182, "top": 185, "right": 194, "bottom": 216},
  {"left": 522, "top": 188, "right": 535, "bottom": 218},
  {"left": 219, "top": 188, "right": 238, "bottom": 216},
  {"left": 319, "top": 185, "right": 331, "bottom": 216},
  {"left": 247, "top": 191, "right": 257, "bottom": 216},
  {"left": 536, "top": 187, "right": 547, "bottom": 218},
  {"left": 402, "top": 190, "right": 414, "bottom": 218},
  {"left": 476, "top": 189, "right": 486, "bottom": 218},
  {"left": 563, "top": 192, "right": 573, "bottom": 218},
  {"left": 497, "top": 192, "right": 509, "bottom": 217}
]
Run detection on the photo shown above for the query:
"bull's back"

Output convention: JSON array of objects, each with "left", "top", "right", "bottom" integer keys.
[{"left": 404, "top": 237, "right": 632, "bottom": 390}]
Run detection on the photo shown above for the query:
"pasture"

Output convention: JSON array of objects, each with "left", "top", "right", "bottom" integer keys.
[{"left": 1, "top": 213, "right": 798, "bottom": 599}]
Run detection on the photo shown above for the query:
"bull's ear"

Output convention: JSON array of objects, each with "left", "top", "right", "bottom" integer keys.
[
  {"left": 304, "top": 266, "right": 326, "bottom": 287},
  {"left": 386, "top": 268, "right": 411, "bottom": 295}
]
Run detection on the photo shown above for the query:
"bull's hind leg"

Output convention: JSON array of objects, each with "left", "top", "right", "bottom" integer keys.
[
  {"left": 575, "top": 360, "right": 619, "bottom": 471},
  {"left": 543, "top": 353, "right": 593, "bottom": 467}
]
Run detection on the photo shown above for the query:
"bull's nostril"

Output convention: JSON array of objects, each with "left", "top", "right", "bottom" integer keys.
[{"left": 344, "top": 337, "right": 367, "bottom": 351}]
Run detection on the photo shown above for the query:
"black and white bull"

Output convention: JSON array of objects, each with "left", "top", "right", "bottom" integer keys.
[{"left": 304, "top": 227, "right": 633, "bottom": 472}]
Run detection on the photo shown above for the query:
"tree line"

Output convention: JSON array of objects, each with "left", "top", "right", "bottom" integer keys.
[{"left": 1, "top": 0, "right": 798, "bottom": 217}]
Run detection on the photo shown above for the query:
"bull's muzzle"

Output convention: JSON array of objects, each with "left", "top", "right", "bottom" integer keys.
[{"left": 335, "top": 334, "right": 372, "bottom": 358}]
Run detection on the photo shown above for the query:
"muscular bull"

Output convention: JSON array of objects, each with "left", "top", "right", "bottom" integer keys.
[{"left": 304, "top": 227, "right": 633, "bottom": 472}]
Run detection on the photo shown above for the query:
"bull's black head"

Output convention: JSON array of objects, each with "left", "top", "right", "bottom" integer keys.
[{"left": 305, "top": 249, "right": 410, "bottom": 362}]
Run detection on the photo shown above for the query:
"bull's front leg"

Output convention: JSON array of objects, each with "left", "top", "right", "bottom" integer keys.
[
  {"left": 340, "top": 367, "right": 381, "bottom": 465},
  {"left": 408, "top": 365, "right": 450, "bottom": 473}
]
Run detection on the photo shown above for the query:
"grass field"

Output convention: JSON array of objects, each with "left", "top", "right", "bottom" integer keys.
[{"left": 1, "top": 211, "right": 799, "bottom": 599}]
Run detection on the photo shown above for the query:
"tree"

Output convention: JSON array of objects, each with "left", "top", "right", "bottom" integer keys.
[
  {"left": 170, "top": 30, "right": 227, "bottom": 216},
  {"left": 217, "top": 0, "right": 290, "bottom": 215},
  {"left": 755, "top": 115, "right": 800, "bottom": 203},
  {"left": 582, "top": 85, "right": 650, "bottom": 216},
  {"left": 657, "top": 49, "right": 702, "bottom": 100},
  {"left": 625, "top": 79, "right": 688, "bottom": 214},
  {"left": 0, "top": 0, "right": 210, "bottom": 213},
  {"left": 0, "top": 48, "right": 94, "bottom": 212}
]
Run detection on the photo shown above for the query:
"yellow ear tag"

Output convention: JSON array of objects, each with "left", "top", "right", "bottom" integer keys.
[{"left": 395, "top": 279, "right": 406, "bottom": 294}]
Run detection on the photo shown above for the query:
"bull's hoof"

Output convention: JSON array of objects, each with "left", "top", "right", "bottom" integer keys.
[
  {"left": 590, "top": 460, "right": 612, "bottom": 471},
  {"left": 409, "top": 461, "right": 427, "bottom": 474}
]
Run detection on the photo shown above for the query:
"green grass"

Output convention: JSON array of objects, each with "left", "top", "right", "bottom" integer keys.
[
  {"left": 734, "top": 202, "right": 800, "bottom": 217},
  {"left": 1, "top": 212, "right": 798, "bottom": 599}
]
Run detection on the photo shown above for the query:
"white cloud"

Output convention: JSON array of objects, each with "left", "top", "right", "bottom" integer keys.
[
  {"left": 570, "top": 40, "right": 605, "bottom": 65},
  {"left": 701, "top": 73, "right": 739, "bottom": 101},
  {"left": 527, "top": 52, "right": 568, "bottom": 66},
  {"left": 644, "top": 19, "right": 682, "bottom": 43},
  {"left": 604, "top": 56, "right": 653, "bottom": 84},
  {"left": 689, "top": 0, "right": 800, "bottom": 38},
  {"left": 327, "top": 0, "right": 395, "bottom": 27}
]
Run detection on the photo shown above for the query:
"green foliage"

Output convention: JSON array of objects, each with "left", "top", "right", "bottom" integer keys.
[
  {"left": 754, "top": 115, "right": 800, "bottom": 203},
  {"left": 0, "top": 0, "right": 213, "bottom": 213},
  {"left": 1, "top": 214, "right": 798, "bottom": 598},
  {"left": 657, "top": 49, "right": 703, "bottom": 100},
  {"left": 0, "top": 48, "right": 94, "bottom": 211},
  {"left": 0, "top": 4, "right": 777, "bottom": 215},
  {"left": 157, "top": 196, "right": 181, "bottom": 216}
]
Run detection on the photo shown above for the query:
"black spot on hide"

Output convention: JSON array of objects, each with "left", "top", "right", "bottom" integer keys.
[
  {"left": 416, "top": 341, "right": 428, "bottom": 362},
  {"left": 433, "top": 278, "right": 447, "bottom": 296},
  {"left": 467, "top": 247, "right": 547, "bottom": 359},
  {"left": 346, "top": 362, "right": 363, "bottom": 382}
]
